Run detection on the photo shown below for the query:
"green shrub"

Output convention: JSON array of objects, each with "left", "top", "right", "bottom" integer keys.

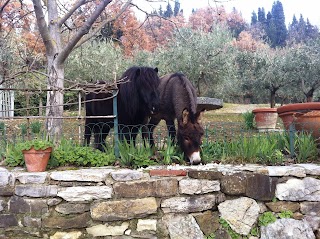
[
  {"left": 51, "top": 139, "right": 116, "bottom": 167},
  {"left": 242, "top": 111, "right": 255, "bottom": 130},
  {"left": 30, "top": 121, "right": 42, "bottom": 134},
  {"left": 118, "top": 140, "right": 156, "bottom": 168},
  {"left": 258, "top": 212, "right": 277, "bottom": 227}
]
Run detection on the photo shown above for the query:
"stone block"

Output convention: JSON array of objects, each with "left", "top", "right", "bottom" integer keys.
[
  {"left": 90, "top": 197, "right": 157, "bottom": 221},
  {"left": 246, "top": 174, "right": 277, "bottom": 201},
  {"left": 113, "top": 179, "right": 178, "bottom": 198}
]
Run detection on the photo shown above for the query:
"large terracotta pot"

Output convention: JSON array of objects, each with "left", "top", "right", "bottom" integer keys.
[
  {"left": 277, "top": 102, "right": 320, "bottom": 130},
  {"left": 22, "top": 147, "right": 52, "bottom": 172},
  {"left": 294, "top": 111, "right": 320, "bottom": 141},
  {"left": 252, "top": 108, "right": 278, "bottom": 130}
]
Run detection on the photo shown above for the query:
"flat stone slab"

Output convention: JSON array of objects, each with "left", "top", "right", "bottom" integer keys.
[{"left": 197, "top": 97, "right": 223, "bottom": 111}]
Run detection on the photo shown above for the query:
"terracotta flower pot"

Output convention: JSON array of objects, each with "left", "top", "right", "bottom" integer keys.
[
  {"left": 294, "top": 111, "right": 320, "bottom": 141},
  {"left": 277, "top": 102, "right": 320, "bottom": 131},
  {"left": 252, "top": 108, "right": 278, "bottom": 130},
  {"left": 22, "top": 147, "right": 52, "bottom": 172}
]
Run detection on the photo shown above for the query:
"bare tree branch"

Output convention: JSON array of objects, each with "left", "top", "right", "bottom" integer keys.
[
  {"left": 58, "top": 0, "right": 87, "bottom": 27},
  {"left": 74, "top": 0, "right": 133, "bottom": 49},
  {"left": 57, "top": 0, "right": 115, "bottom": 64},
  {"left": 32, "top": 0, "right": 54, "bottom": 54},
  {"left": 0, "top": 0, "right": 11, "bottom": 14}
]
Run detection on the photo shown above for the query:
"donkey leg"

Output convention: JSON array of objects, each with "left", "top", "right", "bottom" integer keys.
[
  {"left": 142, "top": 118, "right": 161, "bottom": 147},
  {"left": 83, "top": 119, "right": 92, "bottom": 146}
]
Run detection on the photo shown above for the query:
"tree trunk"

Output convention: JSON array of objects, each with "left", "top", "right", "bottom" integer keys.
[{"left": 46, "top": 57, "right": 64, "bottom": 141}]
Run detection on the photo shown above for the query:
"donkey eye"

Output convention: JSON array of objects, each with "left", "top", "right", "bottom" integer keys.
[{"left": 184, "top": 137, "right": 190, "bottom": 141}]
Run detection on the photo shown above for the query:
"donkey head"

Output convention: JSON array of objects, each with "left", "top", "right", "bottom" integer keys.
[
  {"left": 136, "top": 67, "right": 160, "bottom": 115},
  {"left": 177, "top": 109, "right": 204, "bottom": 165}
]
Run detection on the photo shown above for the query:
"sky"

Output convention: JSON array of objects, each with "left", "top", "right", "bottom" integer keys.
[{"left": 134, "top": 0, "right": 320, "bottom": 27}]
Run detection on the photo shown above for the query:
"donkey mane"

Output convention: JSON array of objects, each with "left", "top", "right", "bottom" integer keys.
[
  {"left": 119, "top": 66, "right": 159, "bottom": 119},
  {"left": 167, "top": 73, "right": 198, "bottom": 120}
]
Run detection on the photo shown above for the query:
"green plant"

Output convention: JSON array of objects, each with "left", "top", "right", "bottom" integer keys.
[
  {"left": 5, "top": 139, "right": 53, "bottom": 167},
  {"left": 278, "top": 210, "right": 293, "bottom": 219},
  {"left": 19, "top": 139, "right": 53, "bottom": 151},
  {"left": 219, "top": 218, "right": 241, "bottom": 239},
  {"left": 30, "top": 121, "right": 42, "bottom": 134},
  {"left": 19, "top": 123, "right": 27, "bottom": 136},
  {"left": 0, "top": 122, "right": 5, "bottom": 135},
  {"left": 51, "top": 139, "right": 116, "bottom": 167},
  {"left": 295, "top": 132, "right": 318, "bottom": 163},
  {"left": 118, "top": 140, "right": 156, "bottom": 168},
  {"left": 159, "top": 139, "right": 184, "bottom": 165},
  {"left": 205, "top": 233, "right": 216, "bottom": 239},
  {"left": 5, "top": 143, "right": 25, "bottom": 167},
  {"left": 258, "top": 212, "right": 277, "bottom": 227},
  {"left": 242, "top": 111, "right": 255, "bottom": 130}
]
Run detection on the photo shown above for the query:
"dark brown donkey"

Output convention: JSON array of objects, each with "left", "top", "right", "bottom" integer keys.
[{"left": 143, "top": 73, "right": 204, "bottom": 165}]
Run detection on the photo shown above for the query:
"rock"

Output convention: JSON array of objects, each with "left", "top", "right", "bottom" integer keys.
[
  {"left": 179, "top": 179, "right": 220, "bottom": 195},
  {"left": 90, "top": 197, "right": 157, "bottom": 221},
  {"left": 194, "top": 210, "right": 219, "bottom": 235},
  {"left": 266, "top": 201, "right": 300, "bottom": 213},
  {"left": 276, "top": 177, "right": 320, "bottom": 201},
  {"left": 57, "top": 186, "right": 112, "bottom": 202},
  {"left": 50, "top": 168, "right": 112, "bottom": 182},
  {"left": 42, "top": 212, "right": 90, "bottom": 229},
  {"left": 55, "top": 203, "right": 90, "bottom": 214},
  {"left": 50, "top": 231, "right": 82, "bottom": 239},
  {"left": 301, "top": 202, "right": 320, "bottom": 216},
  {"left": 15, "top": 185, "right": 58, "bottom": 197},
  {"left": 197, "top": 97, "right": 223, "bottom": 112},
  {"left": 260, "top": 218, "right": 315, "bottom": 239},
  {"left": 111, "top": 169, "right": 146, "bottom": 181},
  {"left": 267, "top": 166, "right": 306, "bottom": 177},
  {"left": 113, "top": 179, "right": 178, "bottom": 198},
  {"left": 220, "top": 172, "right": 247, "bottom": 195},
  {"left": 164, "top": 214, "right": 204, "bottom": 239},
  {"left": 15, "top": 172, "right": 47, "bottom": 184},
  {"left": 218, "top": 197, "right": 260, "bottom": 235},
  {"left": 86, "top": 222, "right": 129, "bottom": 237},
  {"left": 161, "top": 194, "right": 225, "bottom": 213},
  {"left": 246, "top": 174, "right": 277, "bottom": 201},
  {"left": 137, "top": 219, "right": 157, "bottom": 232}
]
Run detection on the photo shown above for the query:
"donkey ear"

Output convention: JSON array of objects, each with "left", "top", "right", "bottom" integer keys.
[
  {"left": 154, "top": 67, "right": 159, "bottom": 73},
  {"left": 196, "top": 109, "right": 205, "bottom": 123},
  {"left": 182, "top": 109, "right": 189, "bottom": 125}
]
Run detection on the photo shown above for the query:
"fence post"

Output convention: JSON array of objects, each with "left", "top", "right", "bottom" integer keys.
[
  {"left": 289, "top": 123, "right": 295, "bottom": 158},
  {"left": 113, "top": 91, "right": 119, "bottom": 158}
]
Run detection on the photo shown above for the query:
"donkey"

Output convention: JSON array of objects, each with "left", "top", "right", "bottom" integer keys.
[
  {"left": 143, "top": 73, "right": 204, "bottom": 165},
  {"left": 84, "top": 66, "right": 160, "bottom": 150}
]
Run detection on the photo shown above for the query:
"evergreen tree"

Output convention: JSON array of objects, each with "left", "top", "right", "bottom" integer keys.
[
  {"left": 158, "top": 5, "right": 163, "bottom": 17},
  {"left": 164, "top": 1, "right": 173, "bottom": 18},
  {"left": 251, "top": 11, "right": 257, "bottom": 25},
  {"left": 305, "top": 18, "right": 319, "bottom": 41},
  {"left": 271, "top": 0, "right": 287, "bottom": 47},
  {"left": 173, "top": 0, "right": 180, "bottom": 17},
  {"left": 257, "top": 7, "right": 266, "bottom": 23}
]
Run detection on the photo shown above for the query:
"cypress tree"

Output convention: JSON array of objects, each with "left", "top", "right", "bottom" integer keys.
[
  {"left": 173, "top": 0, "right": 180, "bottom": 16},
  {"left": 270, "top": 0, "right": 287, "bottom": 47},
  {"left": 257, "top": 7, "right": 266, "bottom": 24},
  {"left": 251, "top": 11, "right": 258, "bottom": 25},
  {"left": 164, "top": 1, "right": 173, "bottom": 18}
]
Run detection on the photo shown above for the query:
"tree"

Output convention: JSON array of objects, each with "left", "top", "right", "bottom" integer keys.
[
  {"left": 173, "top": 0, "right": 180, "bottom": 17},
  {"left": 31, "top": 0, "right": 132, "bottom": 141},
  {"left": 268, "top": 0, "right": 287, "bottom": 47},
  {"left": 251, "top": 11, "right": 257, "bottom": 25},
  {"left": 164, "top": 1, "right": 173, "bottom": 18}
]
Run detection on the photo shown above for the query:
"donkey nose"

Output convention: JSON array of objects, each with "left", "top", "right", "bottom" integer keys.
[{"left": 189, "top": 151, "right": 201, "bottom": 165}]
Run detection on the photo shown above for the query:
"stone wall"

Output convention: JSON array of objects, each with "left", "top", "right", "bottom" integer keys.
[{"left": 0, "top": 163, "right": 320, "bottom": 239}]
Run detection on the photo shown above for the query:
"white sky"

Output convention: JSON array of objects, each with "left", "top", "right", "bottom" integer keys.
[{"left": 133, "top": 0, "right": 320, "bottom": 27}]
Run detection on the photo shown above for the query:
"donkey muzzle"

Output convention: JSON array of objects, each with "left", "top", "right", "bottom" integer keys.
[{"left": 189, "top": 151, "right": 201, "bottom": 165}]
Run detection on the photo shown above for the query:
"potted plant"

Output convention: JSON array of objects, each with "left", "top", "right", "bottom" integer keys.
[
  {"left": 252, "top": 108, "right": 278, "bottom": 131},
  {"left": 277, "top": 102, "right": 320, "bottom": 130},
  {"left": 20, "top": 139, "right": 54, "bottom": 172}
]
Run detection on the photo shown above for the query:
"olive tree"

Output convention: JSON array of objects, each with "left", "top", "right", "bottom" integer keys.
[
  {"left": 133, "top": 25, "right": 237, "bottom": 98},
  {"left": 288, "top": 42, "right": 320, "bottom": 102},
  {"left": 31, "top": 0, "right": 132, "bottom": 141}
]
